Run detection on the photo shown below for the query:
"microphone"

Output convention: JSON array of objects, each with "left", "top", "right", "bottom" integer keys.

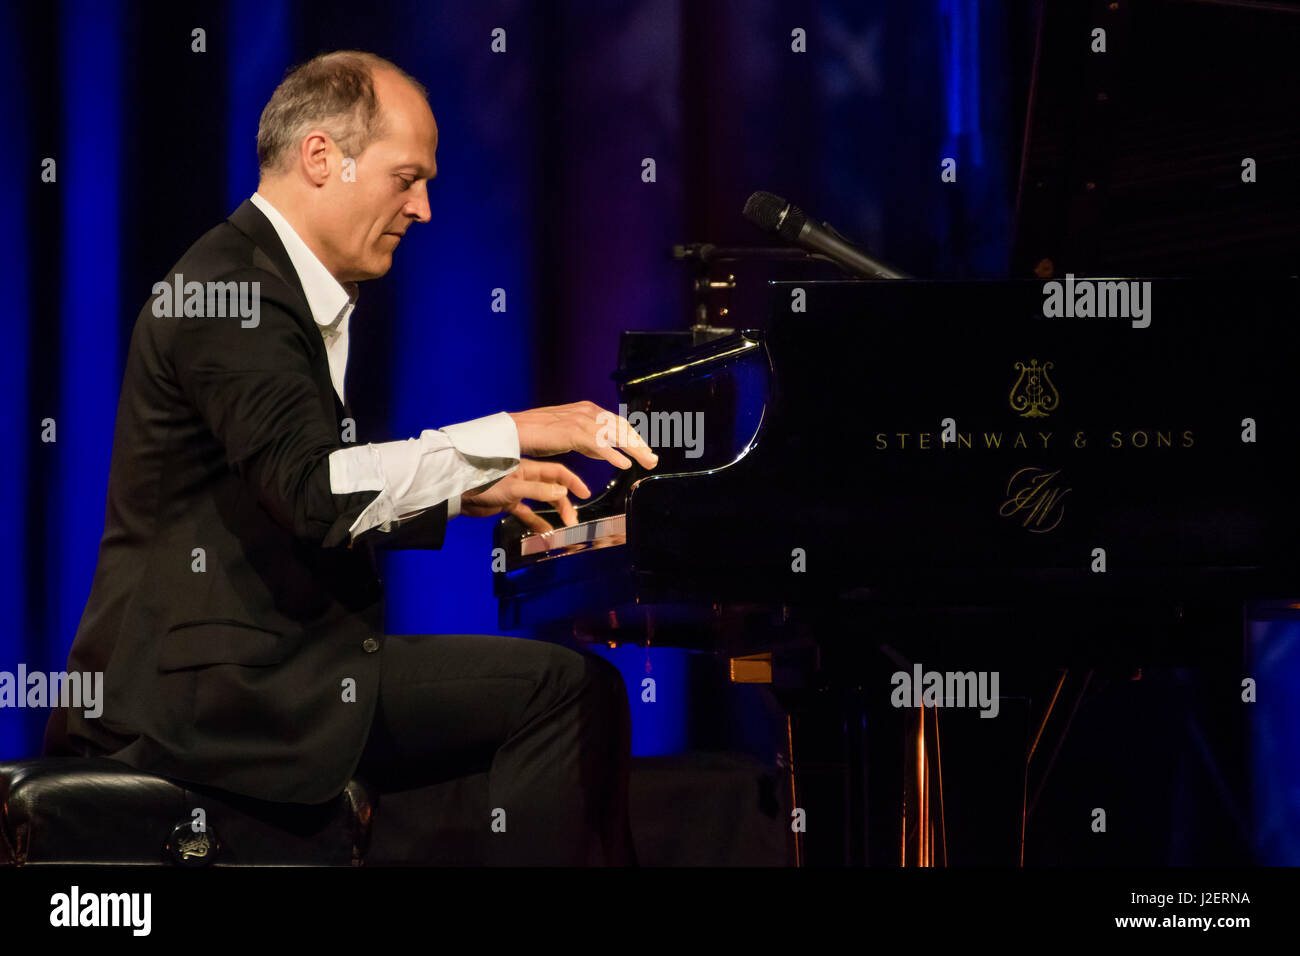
[{"left": 742, "top": 190, "right": 909, "bottom": 279}]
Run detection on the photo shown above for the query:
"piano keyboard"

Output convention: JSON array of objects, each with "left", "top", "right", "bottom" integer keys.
[{"left": 519, "top": 514, "right": 627, "bottom": 557}]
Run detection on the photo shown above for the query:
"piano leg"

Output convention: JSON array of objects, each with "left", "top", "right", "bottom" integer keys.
[
  {"left": 779, "top": 643, "right": 1007, "bottom": 866},
  {"left": 776, "top": 683, "right": 867, "bottom": 866},
  {"left": 783, "top": 713, "right": 803, "bottom": 867},
  {"left": 777, "top": 676, "right": 904, "bottom": 866},
  {"left": 748, "top": 625, "right": 1059, "bottom": 866},
  {"left": 901, "top": 704, "right": 948, "bottom": 866},
  {"left": 1021, "top": 667, "right": 1093, "bottom": 864}
]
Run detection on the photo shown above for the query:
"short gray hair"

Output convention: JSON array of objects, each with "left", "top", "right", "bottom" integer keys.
[{"left": 256, "top": 50, "right": 428, "bottom": 174}]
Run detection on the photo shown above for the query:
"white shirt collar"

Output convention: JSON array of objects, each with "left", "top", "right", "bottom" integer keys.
[{"left": 249, "top": 192, "right": 355, "bottom": 405}]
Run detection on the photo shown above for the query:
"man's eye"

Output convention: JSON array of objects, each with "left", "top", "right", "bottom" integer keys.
[{"left": 397, "top": 176, "right": 414, "bottom": 191}]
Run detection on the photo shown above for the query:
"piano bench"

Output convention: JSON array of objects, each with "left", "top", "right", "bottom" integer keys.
[{"left": 0, "top": 758, "right": 374, "bottom": 866}]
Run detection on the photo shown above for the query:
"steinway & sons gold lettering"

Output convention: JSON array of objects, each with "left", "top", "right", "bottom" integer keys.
[{"left": 871, "top": 428, "right": 1194, "bottom": 450}]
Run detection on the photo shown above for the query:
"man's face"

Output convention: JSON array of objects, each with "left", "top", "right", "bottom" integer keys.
[{"left": 313, "top": 69, "right": 438, "bottom": 282}]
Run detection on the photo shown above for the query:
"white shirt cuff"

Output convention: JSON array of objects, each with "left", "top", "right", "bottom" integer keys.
[{"left": 329, "top": 412, "right": 519, "bottom": 542}]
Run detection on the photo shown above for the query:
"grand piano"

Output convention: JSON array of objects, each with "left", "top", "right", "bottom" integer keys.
[{"left": 494, "top": 277, "right": 1300, "bottom": 865}]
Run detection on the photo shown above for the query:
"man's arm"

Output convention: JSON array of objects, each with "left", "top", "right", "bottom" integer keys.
[
  {"left": 172, "top": 271, "right": 521, "bottom": 551},
  {"left": 328, "top": 412, "right": 520, "bottom": 547},
  {"left": 171, "top": 272, "right": 390, "bottom": 549}
]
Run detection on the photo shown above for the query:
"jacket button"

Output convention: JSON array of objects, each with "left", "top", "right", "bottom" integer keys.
[{"left": 361, "top": 638, "right": 380, "bottom": 653}]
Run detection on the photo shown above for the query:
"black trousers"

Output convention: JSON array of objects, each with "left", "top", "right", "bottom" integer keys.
[{"left": 354, "top": 634, "right": 636, "bottom": 866}]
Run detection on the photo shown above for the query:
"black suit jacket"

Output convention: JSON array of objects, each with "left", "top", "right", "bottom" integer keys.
[{"left": 49, "top": 199, "right": 449, "bottom": 804}]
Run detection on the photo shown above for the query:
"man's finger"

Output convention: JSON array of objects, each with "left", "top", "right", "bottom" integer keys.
[
  {"left": 586, "top": 411, "right": 659, "bottom": 469},
  {"left": 554, "top": 492, "right": 579, "bottom": 527},
  {"left": 576, "top": 426, "right": 634, "bottom": 469},
  {"left": 511, "top": 502, "right": 552, "bottom": 534},
  {"left": 513, "top": 480, "right": 571, "bottom": 504},
  {"left": 609, "top": 415, "right": 660, "bottom": 469},
  {"left": 533, "top": 461, "right": 591, "bottom": 499}
]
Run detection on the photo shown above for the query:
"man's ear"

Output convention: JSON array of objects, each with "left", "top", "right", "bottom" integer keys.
[{"left": 299, "top": 130, "right": 334, "bottom": 186}]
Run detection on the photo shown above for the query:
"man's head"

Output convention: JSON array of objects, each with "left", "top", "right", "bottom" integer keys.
[{"left": 256, "top": 50, "right": 437, "bottom": 282}]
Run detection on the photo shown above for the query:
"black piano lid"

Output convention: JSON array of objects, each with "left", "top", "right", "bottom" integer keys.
[{"left": 501, "top": 277, "right": 1300, "bottom": 632}]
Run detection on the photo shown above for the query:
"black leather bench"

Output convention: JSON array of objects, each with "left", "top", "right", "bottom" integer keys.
[{"left": 0, "top": 758, "right": 374, "bottom": 866}]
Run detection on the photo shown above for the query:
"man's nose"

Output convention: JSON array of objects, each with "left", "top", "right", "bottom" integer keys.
[{"left": 405, "top": 183, "right": 432, "bottom": 224}]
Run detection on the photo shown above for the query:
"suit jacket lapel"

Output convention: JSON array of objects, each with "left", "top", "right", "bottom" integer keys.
[
  {"left": 227, "top": 198, "right": 347, "bottom": 423},
  {"left": 226, "top": 199, "right": 320, "bottom": 355}
]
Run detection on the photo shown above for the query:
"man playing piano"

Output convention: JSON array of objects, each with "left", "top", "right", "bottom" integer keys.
[{"left": 44, "top": 49, "right": 657, "bottom": 865}]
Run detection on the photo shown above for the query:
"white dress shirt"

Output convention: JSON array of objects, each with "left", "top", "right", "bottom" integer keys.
[{"left": 248, "top": 192, "right": 519, "bottom": 541}]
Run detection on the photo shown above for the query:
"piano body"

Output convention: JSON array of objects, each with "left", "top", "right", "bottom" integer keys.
[{"left": 495, "top": 277, "right": 1300, "bottom": 865}]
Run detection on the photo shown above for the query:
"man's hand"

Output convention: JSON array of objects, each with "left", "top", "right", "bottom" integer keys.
[
  {"left": 459, "top": 458, "right": 592, "bottom": 533},
  {"left": 508, "top": 401, "right": 659, "bottom": 470}
]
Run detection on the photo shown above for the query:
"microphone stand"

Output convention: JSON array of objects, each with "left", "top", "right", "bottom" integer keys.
[{"left": 671, "top": 243, "right": 842, "bottom": 342}]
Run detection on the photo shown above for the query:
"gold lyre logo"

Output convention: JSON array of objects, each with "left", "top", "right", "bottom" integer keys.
[
  {"left": 1000, "top": 466, "right": 1070, "bottom": 533},
  {"left": 1009, "top": 359, "right": 1059, "bottom": 419}
]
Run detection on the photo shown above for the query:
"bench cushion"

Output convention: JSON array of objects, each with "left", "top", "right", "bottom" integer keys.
[{"left": 0, "top": 758, "right": 373, "bottom": 866}]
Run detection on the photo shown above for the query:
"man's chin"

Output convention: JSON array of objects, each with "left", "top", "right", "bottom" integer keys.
[{"left": 343, "top": 257, "right": 393, "bottom": 282}]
